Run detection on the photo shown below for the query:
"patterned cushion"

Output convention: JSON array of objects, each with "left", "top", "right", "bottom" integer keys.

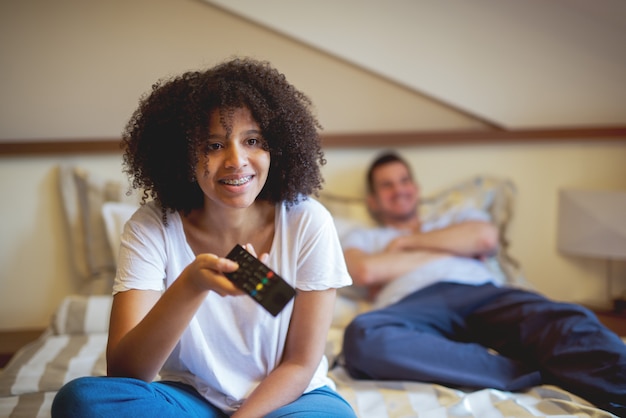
[
  {"left": 319, "top": 175, "right": 529, "bottom": 290},
  {"left": 58, "top": 165, "right": 138, "bottom": 294}
]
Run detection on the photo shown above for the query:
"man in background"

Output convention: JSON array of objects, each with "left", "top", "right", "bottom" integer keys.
[{"left": 341, "top": 151, "right": 626, "bottom": 416}]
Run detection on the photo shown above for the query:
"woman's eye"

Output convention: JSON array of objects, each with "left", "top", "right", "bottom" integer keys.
[
  {"left": 247, "top": 138, "right": 268, "bottom": 149},
  {"left": 207, "top": 143, "right": 223, "bottom": 151}
]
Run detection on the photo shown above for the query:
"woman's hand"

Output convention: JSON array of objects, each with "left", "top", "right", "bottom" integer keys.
[
  {"left": 108, "top": 248, "right": 247, "bottom": 380},
  {"left": 185, "top": 243, "right": 268, "bottom": 296},
  {"left": 185, "top": 253, "right": 244, "bottom": 296}
]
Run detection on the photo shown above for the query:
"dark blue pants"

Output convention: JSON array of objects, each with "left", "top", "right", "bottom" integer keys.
[
  {"left": 343, "top": 282, "right": 626, "bottom": 415},
  {"left": 51, "top": 377, "right": 356, "bottom": 418}
]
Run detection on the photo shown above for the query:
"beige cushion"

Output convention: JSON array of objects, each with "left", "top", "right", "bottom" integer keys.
[
  {"left": 58, "top": 165, "right": 136, "bottom": 294},
  {"left": 319, "top": 175, "right": 529, "bottom": 290},
  {"left": 421, "top": 176, "right": 528, "bottom": 288}
]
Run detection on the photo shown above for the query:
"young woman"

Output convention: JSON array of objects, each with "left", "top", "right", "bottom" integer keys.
[{"left": 52, "top": 58, "right": 356, "bottom": 418}]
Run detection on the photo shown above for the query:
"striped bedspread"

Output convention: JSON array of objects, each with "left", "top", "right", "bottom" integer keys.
[
  {"left": 1, "top": 333, "right": 616, "bottom": 417},
  {"left": 0, "top": 296, "right": 618, "bottom": 418}
]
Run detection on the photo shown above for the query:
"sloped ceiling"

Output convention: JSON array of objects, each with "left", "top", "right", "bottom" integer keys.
[{"left": 203, "top": 0, "right": 626, "bottom": 130}]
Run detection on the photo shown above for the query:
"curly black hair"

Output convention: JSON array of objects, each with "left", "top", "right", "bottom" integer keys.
[{"left": 121, "top": 57, "right": 326, "bottom": 221}]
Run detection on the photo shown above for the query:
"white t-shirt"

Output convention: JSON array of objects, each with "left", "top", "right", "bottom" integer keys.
[
  {"left": 113, "top": 198, "right": 351, "bottom": 413},
  {"left": 342, "top": 208, "right": 496, "bottom": 309}
]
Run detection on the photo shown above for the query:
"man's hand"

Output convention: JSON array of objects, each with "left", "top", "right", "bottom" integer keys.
[
  {"left": 384, "top": 221, "right": 498, "bottom": 258},
  {"left": 385, "top": 235, "right": 409, "bottom": 252}
]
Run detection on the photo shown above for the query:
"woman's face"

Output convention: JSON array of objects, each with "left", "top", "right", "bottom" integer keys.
[{"left": 195, "top": 107, "right": 270, "bottom": 210}]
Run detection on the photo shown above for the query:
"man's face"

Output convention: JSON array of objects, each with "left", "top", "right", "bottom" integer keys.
[{"left": 369, "top": 161, "right": 420, "bottom": 224}]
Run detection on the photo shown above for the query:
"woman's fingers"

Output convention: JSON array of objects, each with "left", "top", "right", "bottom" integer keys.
[
  {"left": 193, "top": 253, "right": 243, "bottom": 296},
  {"left": 202, "top": 253, "right": 239, "bottom": 273},
  {"left": 193, "top": 246, "right": 269, "bottom": 297},
  {"left": 243, "top": 243, "right": 257, "bottom": 257},
  {"left": 244, "top": 243, "right": 269, "bottom": 263}
]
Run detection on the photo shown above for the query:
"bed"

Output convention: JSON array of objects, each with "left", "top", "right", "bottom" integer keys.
[{"left": 0, "top": 165, "right": 619, "bottom": 418}]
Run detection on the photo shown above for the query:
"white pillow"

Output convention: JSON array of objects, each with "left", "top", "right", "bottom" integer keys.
[{"left": 101, "top": 202, "right": 138, "bottom": 263}]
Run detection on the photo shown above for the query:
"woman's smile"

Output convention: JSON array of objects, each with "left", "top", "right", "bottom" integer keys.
[{"left": 219, "top": 175, "right": 253, "bottom": 187}]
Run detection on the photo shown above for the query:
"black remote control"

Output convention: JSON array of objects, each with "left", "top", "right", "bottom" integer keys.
[{"left": 225, "top": 244, "right": 296, "bottom": 316}]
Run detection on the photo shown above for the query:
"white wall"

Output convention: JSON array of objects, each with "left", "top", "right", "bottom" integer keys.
[
  {"left": 0, "top": 155, "right": 128, "bottom": 329},
  {"left": 1, "top": 0, "right": 625, "bottom": 330},
  {"left": 0, "top": 0, "right": 483, "bottom": 140},
  {"left": 205, "top": 0, "right": 626, "bottom": 129}
]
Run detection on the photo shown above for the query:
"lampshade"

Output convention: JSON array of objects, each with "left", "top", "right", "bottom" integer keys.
[{"left": 557, "top": 189, "right": 626, "bottom": 260}]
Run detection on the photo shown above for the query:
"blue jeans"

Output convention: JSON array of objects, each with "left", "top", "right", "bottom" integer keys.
[
  {"left": 51, "top": 377, "right": 356, "bottom": 418},
  {"left": 343, "top": 282, "right": 626, "bottom": 416}
]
